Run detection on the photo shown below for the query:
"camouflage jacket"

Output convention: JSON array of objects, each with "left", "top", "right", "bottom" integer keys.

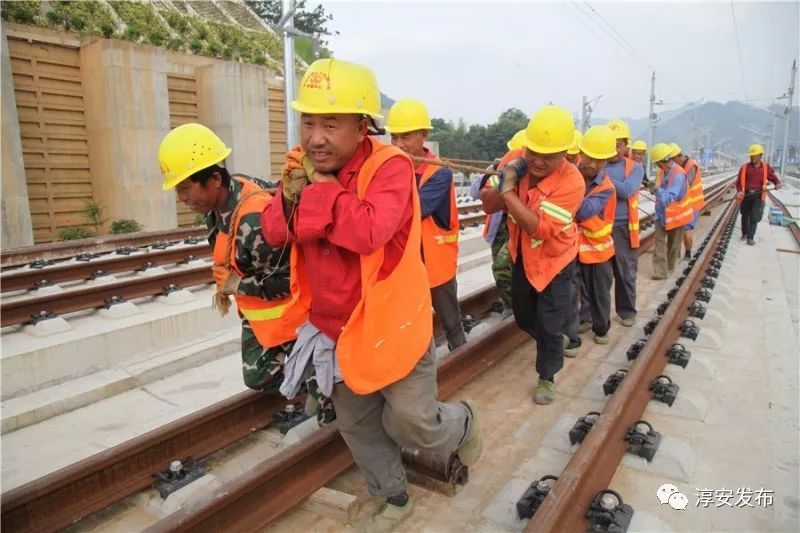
[{"left": 206, "top": 175, "right": 290, "bottom": 301}]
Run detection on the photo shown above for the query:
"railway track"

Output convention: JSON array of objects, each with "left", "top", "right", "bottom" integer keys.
[{"left": 0, "top": 176, "right": 737, "bottom": 532}]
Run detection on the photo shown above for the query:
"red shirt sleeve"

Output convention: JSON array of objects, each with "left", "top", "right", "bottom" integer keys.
[
  {"left": 261, "top": 184, "right": 297, "bottom": 248},
  {"left": 294, "top": 155, "right": 413, "bottom": 256},
  {"left": 767, "top": 164, "right": 781, "bottom": 187},
  {"left": 531, "top": 180, "right": 584, "bottom": 241}
]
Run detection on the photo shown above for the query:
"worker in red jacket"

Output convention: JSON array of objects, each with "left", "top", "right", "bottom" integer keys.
[{"left": 736, "top": 144, "right": 782, "bottom": 245}]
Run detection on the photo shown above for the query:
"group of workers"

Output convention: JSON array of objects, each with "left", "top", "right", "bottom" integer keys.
[{"left": 156, "top": 57, "right": 783, "bottom": 531}]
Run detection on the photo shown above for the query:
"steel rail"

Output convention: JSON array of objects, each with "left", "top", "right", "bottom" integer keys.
[
  {"left": 0, "top": 265, "right": 212, "bottom": 327},
  {"left": 1, "top": 227, "right": 208, "bottom": 268},
  {"left": 527, "top": 197, "right": 737, "bottom": 531},
  {"left": 1, "top": 286, "right": 504, "bottom": 533},
  {"left": 146, "top": 319, "right": 529, "bottom": 532},
  {"left": 0, "top": 244, "right": 211, "bottom": 293},
  {"left": 767, "top": 190, "right": 800, "bottom": 245}
]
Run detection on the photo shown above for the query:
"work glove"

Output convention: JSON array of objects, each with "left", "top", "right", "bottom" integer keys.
[
  {"left": 212, "top": 265, "right": 241, "bottom": 293},
  {"left": 500, "top": 157, "right": 527, "bottom": 195},
  {"left": 281, "top": 148, "right": 316, "bottom": 202}
]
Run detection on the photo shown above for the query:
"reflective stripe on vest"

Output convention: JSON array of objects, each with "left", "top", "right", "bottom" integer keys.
[
  {"left": 663, "top": 165, "right": 694, "bottom": 231},
  {"left": 738, "top": 163, "right": 768, "bottom": 203},
  {"left": 418, "top": 162, "right": 459, "bottom": 288},
  {"left": 239, "top": 304, "right": 287, "bottom": 321}
]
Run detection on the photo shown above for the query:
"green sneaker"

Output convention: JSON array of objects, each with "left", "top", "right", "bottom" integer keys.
[
  {"left": 578, "top": 321, "right": 592, "bottom": 334},
  {"left": 594, "top": 333, "right": 610, "bottom": 345},
  {"left": 533, "top": 378, "right": 555, "bottom": 405},
  {"left": 457, "top": 400, "right": 482, "bottom": 466},
  {"left": 620, "top": 317, "right": 636, "bottom": 327},
  {"left": 564, "top": 337, "right": 581, "bottom": 358},
  {"left": 362, "top": 499, "right": 414, "bottom": 532}
]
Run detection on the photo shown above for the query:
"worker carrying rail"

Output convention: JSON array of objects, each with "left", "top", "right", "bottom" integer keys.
[
  {"left": 385, "top": 98, "right": 467, "bottom": 350},
  {"left": 572, "top": 125, "right": 619, "bottom": 346},
  {"left": 650, "top": 143, "right": 693, "bottom": 279},
  {"left": 736, "top": 144, "right": 783, "bottom": 245},
  {"left": 157, "top": 124, "right": 331, "bottom": 418},
  {"left": 668, "top": 143, "right": 704, "bottom": 260},
  {"left": 259, "top": 58, "right": 482, "bottom": 532},
  {"left": 480, "top": 105, "right": 584, "bottom": 405},
  {"left": 604, "top": 119, "right": 644, "bottom": 328}
]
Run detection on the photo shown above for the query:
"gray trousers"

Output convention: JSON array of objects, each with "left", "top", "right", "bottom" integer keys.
[
  {"left": 431, "top": 277, "right": 467, "bottom": 350},
  {"left": 580, "top": 261, "right": 613, "bottom": 336},
  {"left": 331, "top": 340, "right": 469, "bottom": 498},
  {"left": 610, "top": 225, "right": 638, "bottom": 320},
  {"left": 653, "top": 223, "right": 685, "bottom": 278}
]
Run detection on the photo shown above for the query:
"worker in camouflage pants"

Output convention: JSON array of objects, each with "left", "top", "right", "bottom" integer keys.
[{"left": 158, "top": 123, "right": 334, "bottom": 424}]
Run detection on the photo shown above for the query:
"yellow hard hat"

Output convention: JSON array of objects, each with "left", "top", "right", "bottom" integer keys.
[
  {"left": 385, "top": 98, "right": 432, "bottom": 134},
  {"left": 158, "top": 123, "right": 231, "bottom": 191},
  {"left": 292, "top": 58, "right": 383, "bottom": 119},
  {"left": 748, "top": 144, "right": 764, "bottom": 156},
  {"left": 579, "top": 125, "right": 617, "bottom": 160},
  {"left": 522, "top": 105, "right": 575, "bottom": 154},
  {"left": 606, "top": 119, "right": 631, "bottom": 140},
  {"left": 567, "top": 130, "right": 583, "bottom": 155},
  {"left": 650, "top": 143, "right": 673, "bottom": 164},
  {"left": 631, "top": 140, "right": 648, "bottom": 151},
  {"left": 668, "top": 143, "right": 682, "bottom": 158},
  {"left": 507, "top": 129, "right": 527, "bottom": 151}
]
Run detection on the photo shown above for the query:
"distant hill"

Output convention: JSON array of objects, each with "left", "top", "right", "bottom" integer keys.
[{"left": 597, "top": 101, "right": 799, "bottom": 158}]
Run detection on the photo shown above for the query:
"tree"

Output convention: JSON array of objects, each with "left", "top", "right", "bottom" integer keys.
[
  {"left": 429, "top": 108, "right": 529, "bottom": 160},
  {"left": 246, "top": 1, "right": 338, "bottom": 47}
]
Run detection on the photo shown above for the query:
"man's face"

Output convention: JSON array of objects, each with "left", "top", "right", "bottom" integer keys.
[
  {"left": 565, "top": 153, "right": 578, "bottom": 164},
  {"left": 175, "top": 173, "right": 222, "bottom": 214},
  {"left": 300, "top": 113, "right": 367, "bottom": 173},
  {"left": 523, "top": 147, "right": 565, "bottom": 179},
  {"left": 578, "top": 154, "right": 606, "bottom": 180},
  {"left": 612, "top": 139, "right": 628, "bottom": 161},
  {"left": 750, "top": 154, "right": 763, "bottom": 165},
  {"left": 631, "top": 149, "right": 645, "bottom": 163},
  {"left": 390, "top": 130, "right": 427, "bottom": 157}
]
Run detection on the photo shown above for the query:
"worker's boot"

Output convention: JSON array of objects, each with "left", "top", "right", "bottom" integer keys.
[
  {"left": 594, "top": 332, "right": 610, "bottom": 345},
  {"left": 564, "top": 337, "right": 581, "bottom": 358},
  {"left": 457, "top": 400, "right": 483, "bottom": 466},
  {"left": 747, "top": 238, "right": 755, "bottom": 246},
  {"left": 578, "top": 321, "right": 592, "bottom": 334},
  {"left": 620, "top": 317, "right": 636, "bottom": 327},
  {"left": 533, "top": 378, "right": 555, "bottom": 405},
  {"left": 362, "top": 497, "right": 414, "bottom": 532}
]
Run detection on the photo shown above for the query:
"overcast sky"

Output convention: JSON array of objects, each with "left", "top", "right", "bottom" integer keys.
[{"left": 319, "top": 1, "right": 800, "bottom": 124}]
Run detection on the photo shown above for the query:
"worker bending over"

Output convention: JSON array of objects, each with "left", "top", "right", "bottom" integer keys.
[
  {"left": 158, "top": 124, "right": 318, "bottom": 398},
  {"left": 481, "top": 106, "right": 584, "bottom": 405},
  {"left": 669, "top": 143, "right": 704, "bottom": 259},
  {"left": 604, "top": 120, "right": 644, "bottom": 327},
  {"left": 573, "top": 125, "right": 618, "bottom": 345},
  {"left": 260, "top": 58, "right": 481, "bottom": 531},
  {"left": 386, "top": 98, "right": 467, "bottom": 350}
]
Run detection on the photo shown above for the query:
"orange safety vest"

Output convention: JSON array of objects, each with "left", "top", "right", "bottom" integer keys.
[
  {"left": 289, "top": 137, "right": 432, "bottom": 394},
  {"left": 212, "top": 176, "right": 308, "bottom": 348},
  {"left": 579, "top": 174, "right": 618, "bottom": 264},
  {"left": 738, "top": 163, "right": 768, "bottom": 203},
  {"left": 482, "top": 148, "right": 522, "bottom": 238},
  {"left": 663, "top": 165, "right": 695, "bottom": 231},
  {"left": 683, "top": 158, "right": 705, "bottom": 211},
  {"left": 622, "top": 158, "right": 641, "bottom": 249},
  {"left": 418, "top": 163, "right": 459, "bottom": 288},
  {"left": 507, "top": 159, "right": 583, "bottom": 292}
]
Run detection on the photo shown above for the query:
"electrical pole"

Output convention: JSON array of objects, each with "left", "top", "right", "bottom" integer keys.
[
  {"left": 282, "top": 0, "right": 297, "bottom": 149},
  {"left": 581, "top": 96, "right": 587, "bottom": 133},
  {"left": 779, "top": 59, "right": 797, "bottom": 177},
  {"left": 580, "top": 95, "right": 601, "bottom": 132},
  {"left": 646, "top": 71, "right": 656, "bottom": 175}
]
